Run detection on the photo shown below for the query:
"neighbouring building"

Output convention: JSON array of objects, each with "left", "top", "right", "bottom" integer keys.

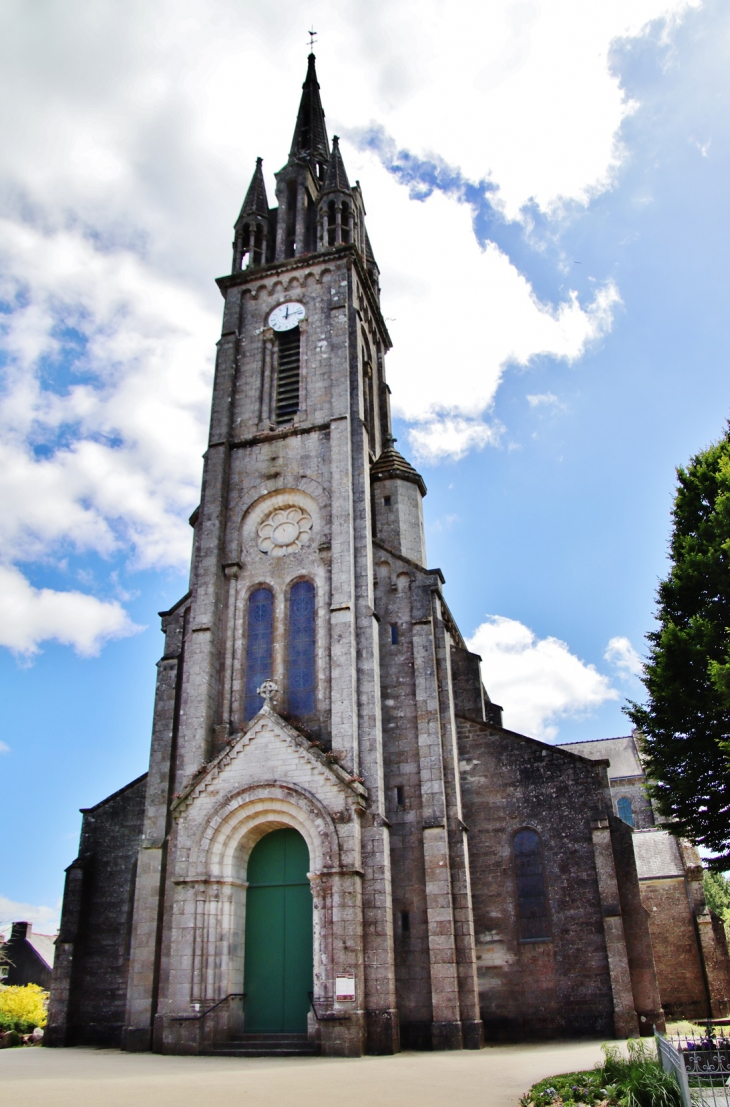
[
  {"left": 559, "top": 734, "right": 730, "bottom": 1022},
  {"left": 1, "top": 922, "right": 56, "bottom": 990},
  {"left": 46, "top": 55, "right": 725, "bottom": 1056}
]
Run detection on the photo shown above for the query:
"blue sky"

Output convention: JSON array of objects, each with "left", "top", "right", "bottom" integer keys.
[{"left": 1, "top": 0, "right": 728, "bottom": 927}]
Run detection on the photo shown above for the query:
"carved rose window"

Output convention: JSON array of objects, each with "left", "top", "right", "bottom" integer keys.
[{"left": 257, "top": 506, "right": 313, "bottom": 557}]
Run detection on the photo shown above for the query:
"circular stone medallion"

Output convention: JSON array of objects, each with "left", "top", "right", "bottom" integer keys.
[{"left": 257, "top": 506, "right": 313, "bottom": 557}]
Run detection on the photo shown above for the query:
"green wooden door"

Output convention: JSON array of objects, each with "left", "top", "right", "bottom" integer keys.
[{"left": 244, "top": 828, "right": 313, "bottom": 1033}]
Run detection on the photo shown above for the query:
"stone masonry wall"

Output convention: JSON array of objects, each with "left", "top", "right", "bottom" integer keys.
[
  {"left": 375, "top": 553, "right": 435, "bottom": 1044},
  {"left": 456, "top": 717, "right": 619, "bottom": 1040},
  {"left": 639, "top": 877, "right": 708, "bottom": 1020},
  {"left": 610, "top": 779, "right": 655, "bottom": 831},
  {"left": 609, "top": 816, "right": 664, "bottom": 1033},
  {"left": 48, "top": 775, "right": 147, "bottom": 1046}
]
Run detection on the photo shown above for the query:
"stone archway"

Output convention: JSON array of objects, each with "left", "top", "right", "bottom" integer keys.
[{"left": 174, "top": 784, "right": 340, "bottom": 1045}]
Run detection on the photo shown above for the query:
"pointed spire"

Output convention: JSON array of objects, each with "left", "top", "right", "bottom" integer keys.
[
  {"left": 321, "top": 136, "right": 351, "bottom": 195},
  {"left": 236, "top": 157, "right": 269, "bottom": 225},
  {"left": 290, "top": 53, "right": 330, "bottom": 165}
]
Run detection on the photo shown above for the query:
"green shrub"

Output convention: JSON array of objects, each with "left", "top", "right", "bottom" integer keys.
[
  {"left": 601, "top": 1040, "right": 682, "bottom": 1107},
  {"left": 521, "top": 1040, "right": 682, "bottom": 1107},
  {"left": 0, "top": 983, "right": 48, "bottom": 1033}
]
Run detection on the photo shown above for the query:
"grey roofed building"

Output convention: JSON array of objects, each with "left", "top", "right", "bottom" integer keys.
[
  {"left": 558, "top": 732, "right": 655, "bottom": 830},
  {"left": 1, "top": 921, "right": 56, "bottom": 990},
  {"left": 557, "top": 735, "right": 730, "bottom": 1020}
]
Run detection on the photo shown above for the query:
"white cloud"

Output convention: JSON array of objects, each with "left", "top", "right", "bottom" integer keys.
[
  {"left": 0, "top": 894, "right": 61, "bottom": 934},
  {"left": 343, "top": 146, "right": 621, "bottom": 448},
  {"left": 467, "top": 615, "right": 618, "bottom": 741},
  {"left": 0, "top": 217, "right": 215, "bottom": 655},
  {"left": 0, "top": 219, "right": 215, "bottom": 571},
  {"left": 0, "top": 741, "right": 9, "bottom": 754},
  {"left": 409, "top": 418, "right": 501, "bottom": 463},
  {"left": 604, "top": 635, "right": 644, "bottom": 679},
  {"left": 0, "top": 565, "right": 141, "bottom": 657},
  {"left": 527, "top": 392, "right": 564, "bottom": 409},
  {"left": 335, "top": 0, "right": 701, "bottom": 220},
  {"left": 0, "top": 0, "right": 700, "bottom": 653}
]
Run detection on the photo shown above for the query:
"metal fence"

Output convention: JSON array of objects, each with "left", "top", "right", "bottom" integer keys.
[{"left": 657, "top": 1027, "right": 730, "bottom": 1107}]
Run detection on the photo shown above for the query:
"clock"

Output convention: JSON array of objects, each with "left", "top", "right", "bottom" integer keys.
[{"left": 269, "top": 302, "right": 306, "bottom": 332}]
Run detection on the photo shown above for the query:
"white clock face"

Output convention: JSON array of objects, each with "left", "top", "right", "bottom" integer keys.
[{"left": 269, "top": 302, "right": 306, "bottom": 332}]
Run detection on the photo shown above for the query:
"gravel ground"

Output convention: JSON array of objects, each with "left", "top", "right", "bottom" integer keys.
[{"left": 0, "top": 1039, "right": 616, "bottom": 1107}]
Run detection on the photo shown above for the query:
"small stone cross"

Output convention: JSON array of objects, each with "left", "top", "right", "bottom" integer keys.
[{"left": 257, "top": 679, "right": 279, "bottom": 710}]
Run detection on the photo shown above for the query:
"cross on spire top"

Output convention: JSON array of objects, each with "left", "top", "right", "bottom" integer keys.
[{"left": 307, "top": 26, "right": 317, "bottom": 51}]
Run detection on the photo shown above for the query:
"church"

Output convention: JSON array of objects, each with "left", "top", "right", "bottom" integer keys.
[{"left": 45, "top": 55, "right": 727, "bottom": 1057}]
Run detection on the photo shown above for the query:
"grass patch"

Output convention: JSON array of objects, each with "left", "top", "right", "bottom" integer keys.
[{"left": 521, "top": 1041, "right": 683, "bottom": 1107}]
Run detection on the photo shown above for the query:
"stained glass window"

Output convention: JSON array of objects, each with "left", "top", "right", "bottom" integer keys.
[
  {"left": 244, "top": 587, "right": 273, "bottom": 722},
  {"left": 617, "top": 797, "right": 635, "bottom": 827},
  {"left": 514, "top": 828, "right": 550, "bottom": 941},
  {"left": 287, "top": 580, "right": 316, "bottom": 718}
]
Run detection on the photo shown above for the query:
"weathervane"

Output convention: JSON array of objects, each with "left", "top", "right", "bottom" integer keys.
[
  {"left": 307, "top": 26, "right": 317, "bottom": 51},
  {"left": 257, "top": 679, "right": 279, "bottom": 710}
]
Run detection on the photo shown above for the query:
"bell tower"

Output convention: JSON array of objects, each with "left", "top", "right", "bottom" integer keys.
[
  {"left": 46, "top": 50, "right": 683, "bottom": 1061},
  {"left": 120, "top": 53, "right": 482, "bottom": 1057}
]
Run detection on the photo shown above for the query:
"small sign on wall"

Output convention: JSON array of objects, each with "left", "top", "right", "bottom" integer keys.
[{"left": 335, "top": 973, "right": 356, "bottom": 1001}]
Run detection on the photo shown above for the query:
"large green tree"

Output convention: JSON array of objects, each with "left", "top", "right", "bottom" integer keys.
[{"left": 627, "top": 425, "right": 730, "bottom": 863}]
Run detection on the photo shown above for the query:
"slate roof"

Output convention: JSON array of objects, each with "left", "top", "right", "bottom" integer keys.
[
  {"left": 321, "top": 136, "right": 351, "bottom": 195},
  {"left": 236, "top": 157, "right": 270, "bottom": 225},
  {"left": 27, "top": 931, "right": 56, "bottom": 969},
  {"left": 371, "top": 440, "right": 427, "bottom": 497},
  {"left": 556, "top": 734, "right": 643, "bottom": 780},
  {"left": 289, "top": 53, "right": 330, "bottom": 165},
  {"left": 632, "top": 829, "right": 685, "bottom": 879}
]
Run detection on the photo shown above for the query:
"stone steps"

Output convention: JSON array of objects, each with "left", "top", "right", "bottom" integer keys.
[{"left": 208, "top": 1033, "right": 318, "bottom": 1057}]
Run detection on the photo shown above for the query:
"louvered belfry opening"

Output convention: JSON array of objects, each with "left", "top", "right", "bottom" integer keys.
[{"left": 275, "top": 328, "right": 301, "bottom": 424}]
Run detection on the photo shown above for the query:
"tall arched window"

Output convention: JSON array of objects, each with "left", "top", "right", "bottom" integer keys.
[
  {"left": 617, "top": 797, "right": 635, "bottom": 827},
  {"left": 513, "top": 828, "right": 550, "bottom": 941},
  {"left": 244, "top": 587, "right": 274, "bottom": 721},
  {"left": 287, "top": 580, "right": 316, "bottom": 719}
]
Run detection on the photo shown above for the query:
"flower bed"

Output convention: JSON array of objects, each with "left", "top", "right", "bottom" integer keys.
[{"left": 521, "top": 1041, "right": 682, "bottom": 1107}]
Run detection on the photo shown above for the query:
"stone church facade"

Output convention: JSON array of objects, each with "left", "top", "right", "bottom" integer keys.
[{"left": 45, "top": 57, "right": 720, "bottom": 1056}]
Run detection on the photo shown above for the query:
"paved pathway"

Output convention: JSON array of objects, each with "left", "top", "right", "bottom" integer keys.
[{"left": 0, "top": 1039, "right": 615, "bottom": 1107}]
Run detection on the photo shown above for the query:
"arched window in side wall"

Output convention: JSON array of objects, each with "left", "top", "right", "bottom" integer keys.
[
  {"left": 617, "top": 797, "right": 635, "bottom": 827},
  {"left": 513, "top": 828, "right": 551, "bottom": 941},
  {"left": 287, "top": 580, "right": 316, "bottom": 718},
  {"left": 244, "top": 587, "right": 273, "bottom": 722}
]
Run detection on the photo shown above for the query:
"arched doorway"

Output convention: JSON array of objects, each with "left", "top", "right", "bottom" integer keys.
[{"left": 244, "top": 827, "right": 313, "bottom": 1033}]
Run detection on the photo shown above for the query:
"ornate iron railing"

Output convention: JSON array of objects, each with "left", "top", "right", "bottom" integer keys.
[{"left": 662, "top": 1026, "right": 730, "bottom": 1107}]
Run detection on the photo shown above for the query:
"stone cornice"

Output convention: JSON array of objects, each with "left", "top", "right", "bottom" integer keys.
[{"left": 215, "top": 244, "right": 392, "bottom": 350}]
